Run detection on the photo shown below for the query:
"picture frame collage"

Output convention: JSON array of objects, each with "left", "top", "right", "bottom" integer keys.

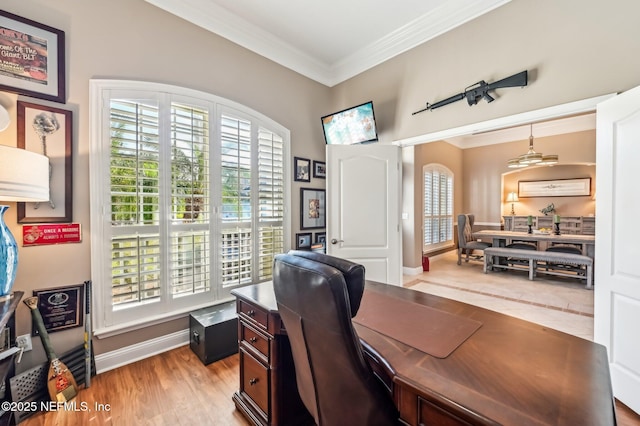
[
  {"left": 294, "top": 156, "right": 326, "bottom": 251},
  {"left": 1, "top": 11, "right": 74, "bottom": 227}
]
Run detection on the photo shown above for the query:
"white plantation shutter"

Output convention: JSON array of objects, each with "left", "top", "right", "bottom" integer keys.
[
  {"left": 91, "top": 81, "right": 290, "bottom": 330},
  {"left": 110, "top": 100, "right": 162, "bottom": 306},
  {"left": 423, "top": 164, "right": 453, "bottom": 251},
  {"left": 169, "top": 103, "right": 210, "bottom": 297},
  {"left": 220, "top": 114, "right": 253, "bottom": 287},
  {"left": 257, "top": 128, "right": 285, "bottom": 280}
]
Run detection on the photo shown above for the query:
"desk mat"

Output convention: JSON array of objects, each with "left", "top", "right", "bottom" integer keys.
[{"left": 353, "top": 289, "right": 482, "bottom": 359}]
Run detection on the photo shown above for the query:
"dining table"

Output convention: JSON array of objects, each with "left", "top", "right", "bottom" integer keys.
[{"left": 472, "top": 229, "right": 595, "bottom": 258}]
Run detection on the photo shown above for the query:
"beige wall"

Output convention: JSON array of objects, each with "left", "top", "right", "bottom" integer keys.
[
  {"left": 330, "top": 0, "right": 640, "bottom": 141},
  {"left": 503, "top": 164, "right": 596, "bottom": 219},
  {"left": 3, "top": 0, "right": 639, "bottom": 369},
  {"left": 462, "top": 130, "right": 596, "bottom": 223},
  {"left": 0, "top": 0, "right": 330, "bottom": 370}
]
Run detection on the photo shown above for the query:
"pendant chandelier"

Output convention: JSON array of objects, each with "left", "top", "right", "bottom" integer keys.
[{"left": 507, "top": 124, "right": 558, "bottom": 168}]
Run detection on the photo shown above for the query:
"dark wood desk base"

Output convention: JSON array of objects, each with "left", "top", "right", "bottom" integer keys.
[
  {"left": 231, "top": 288, "right": 313, "bottom": 426},
  {"left": 232, "top": 282, "right": 616, "bottom": 426}
]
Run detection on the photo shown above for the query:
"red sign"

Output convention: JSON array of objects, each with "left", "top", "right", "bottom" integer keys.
[{"left": 22, "top": 223, "right": 82, "bottom": 246}]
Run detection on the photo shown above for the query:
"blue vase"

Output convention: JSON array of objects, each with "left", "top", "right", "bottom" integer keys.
[{"left": 0, "top": 205, "right": 18, "bottom": 297}]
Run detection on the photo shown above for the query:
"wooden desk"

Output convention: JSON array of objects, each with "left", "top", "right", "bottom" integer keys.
[
  {"left": 232, "top": 282, "right": 615, "bottom": 426},
  {"left": 473, "top": 229, "right": 595, "bottom": 258}
]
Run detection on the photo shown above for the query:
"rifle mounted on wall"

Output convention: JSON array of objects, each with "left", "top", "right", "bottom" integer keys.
[{"left": 412, "top": 70, "right": 528, "bottom": 115}]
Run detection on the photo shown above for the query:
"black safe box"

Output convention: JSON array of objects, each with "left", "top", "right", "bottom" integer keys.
[{"left": 189, "top": 301, "right": 238, "bottom": 365}]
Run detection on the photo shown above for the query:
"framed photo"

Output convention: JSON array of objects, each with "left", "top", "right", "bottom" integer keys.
[
  {"left": 315, "top": 232, "right": 326, "bottom": 244},
  {"left": 0, "top": 10, "right": 66, "bottom": 103},
  {"left": 17, "top": 101, "right": 72, "bottom": 223},
  {"left": 296, "top": 232, "right": 312, "bottom": 250},
  {"left": 32, "top": 283, "right": 84, "bottom": 334},
  {"left": 294, "top": 156, "right": 311, "bottom": 182},
  {"left": 518, "top": 178, "right": 591, "bottom": 198},
  {"left": 313, "top": 160, "right": 326, "bottom": 179},
  {"left": 300, "top": 188, "right": 325, "bottom": 229}
]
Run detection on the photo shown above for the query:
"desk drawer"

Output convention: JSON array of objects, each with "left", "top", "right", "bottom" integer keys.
[
  {"left": 240, "top": 322, "right": 269, "bottom": 359},
  {"left": 419, "top": 397, "right": 472, "bottom": 426},
  {"left": 241, "top": 349, "right": 269, "bottom": 416},
  {"left": 238, "top": 300, "right": 269, "bottom": 330}
]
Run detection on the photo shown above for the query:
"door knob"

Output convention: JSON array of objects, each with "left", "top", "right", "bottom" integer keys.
[{"left": 330, "top": 239, "right": 344, "bottom": 244}]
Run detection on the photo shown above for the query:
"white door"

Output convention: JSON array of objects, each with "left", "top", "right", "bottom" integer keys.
[
  {"left": 326, "top": 144, "right": 402, "bottom": 286},
  {"left": 595, "top": 86, "right": 640, "bottom": 414}
]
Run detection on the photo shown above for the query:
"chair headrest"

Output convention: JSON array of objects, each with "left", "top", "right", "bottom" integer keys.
[{"left": 286, "top": 250, "right": 366, "bottom": 317}]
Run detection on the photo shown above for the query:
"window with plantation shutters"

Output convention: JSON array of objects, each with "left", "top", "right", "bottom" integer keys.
[
  {"left": 90, "top": 81, "right": 290, "bottom": 332},
  {"left": 423, "top": 164, "right": 454, "bottom": 252}
]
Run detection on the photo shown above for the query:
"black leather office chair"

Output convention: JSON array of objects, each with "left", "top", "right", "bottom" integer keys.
[{"left": 273, "top": 252, "right": 399, "bottom": 426}]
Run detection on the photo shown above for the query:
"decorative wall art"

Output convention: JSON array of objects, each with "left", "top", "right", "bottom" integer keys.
[
  {"left": 300, "top": 188, "right": 325, "bottom": 229},
  {"left": 0, "top": 10, "right": 66, "bottom": 103},
  {"left": 294, "top": 156, "right": 311, "bottom": 182},
  {"left": 518, "top": 178, "right": 591, "bottom": 198},
  {"left": 296, "top": 232, "right": 312, "bottom": 249},
  {"left": 313, "top": 160, "right": 326, "bottom": 178},
  {"left": 17, "top": 101, "right": 72, "bottom": 223},
  {"left": 314, "top": 232, "right": 326, "bottom": 245}
]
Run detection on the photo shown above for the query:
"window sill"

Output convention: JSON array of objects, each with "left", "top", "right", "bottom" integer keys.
[{"left": 93, "top": 297, "right": 235, "bottom": 339}]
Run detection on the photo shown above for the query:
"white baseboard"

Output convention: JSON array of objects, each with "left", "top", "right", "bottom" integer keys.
[
  {"left": 95, "top": 329, "right": 190, "bottom": 374},
  {"left": 403, "top": 266, "right": 423, "bottom": 275}
]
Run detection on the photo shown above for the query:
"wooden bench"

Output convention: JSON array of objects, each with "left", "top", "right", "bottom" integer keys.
[{"left": 484, "top": 247, "right": 594, "bottom": 289}]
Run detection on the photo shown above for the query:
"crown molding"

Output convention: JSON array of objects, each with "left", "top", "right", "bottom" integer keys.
[
  {"left": 333, "top": 0, "right": 511, "bottom": 86},
  {"left": 146, "top": 0, "right": 511, "bottom": 87}
]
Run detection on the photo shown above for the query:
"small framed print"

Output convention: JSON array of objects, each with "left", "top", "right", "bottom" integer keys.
[
  {"left": 0, "top": 10, "right": 66, "bottom": 103},
  {"left": 296, "top": 232, "right": 312, "bottom": 249},
  {"left": 313, "top": 160, "right": 326, "bottom": 179},
  {"left": 315, "top": 232, "right": 326, "bottom": 245},
  {"left": 300, "top": 188, "right": 325, "bottom": 230},
  {"left": 294, "top": 156, "right": 311, "bottom": 182},
  {"left": 17, "top": 101, "right": 72, "bottom": 223}
]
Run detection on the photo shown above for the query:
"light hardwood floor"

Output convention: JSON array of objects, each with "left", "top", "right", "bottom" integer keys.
[{"left": 20, "top": 250, "right": 640, "bottom": 425}]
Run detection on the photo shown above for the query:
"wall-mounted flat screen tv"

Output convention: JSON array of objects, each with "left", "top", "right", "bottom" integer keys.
[{"left": 321, "top": 101, "right": 378, "bottom": 145}]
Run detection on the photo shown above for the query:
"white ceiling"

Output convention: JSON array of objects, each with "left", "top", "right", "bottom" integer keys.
[{"left": 145, "top": 0, "right": 512, "bottom": 87}]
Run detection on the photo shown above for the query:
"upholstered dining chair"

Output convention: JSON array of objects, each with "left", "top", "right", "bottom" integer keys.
[
  {"left": 457, "top": 214, "right": 492, "bottom": 265},
  {"left": 273, "top": 252, "right": 399, "bottom": 426},
  {"left": 545, "top": 244, "right": 585, "bottom": 275}
]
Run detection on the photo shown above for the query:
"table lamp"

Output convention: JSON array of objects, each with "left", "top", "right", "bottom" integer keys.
[
  {"left": 506, "top": 192, "right": 518, "bottom": 215},
  {"left": 0, "top": 145, "right": 49, "bottom": 299}
]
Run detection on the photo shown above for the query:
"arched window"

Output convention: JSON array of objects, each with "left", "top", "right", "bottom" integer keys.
[
  {"left": 423, "top": 164, "right": 454, "bottom": 252},
  {"left": 89, "top": 80, "right": 289, "bottom": 333}
]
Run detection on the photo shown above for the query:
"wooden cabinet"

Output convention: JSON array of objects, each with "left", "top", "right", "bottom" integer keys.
[
  {"left": 504, "top": 215, "right": 595, "bottom": 235},
  {"left": 232, "top": 290, "right": 313, "bottom": 426}
]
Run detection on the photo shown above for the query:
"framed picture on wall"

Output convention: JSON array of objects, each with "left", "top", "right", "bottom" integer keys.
[
  {"left": 0, "top": 11, "right": 66, "bottom": 103},
  {"left": 300, "top": 188, "right": 325, "bottom": 229},
  {"left": 17, "top": 101, "right": 73, "bottom": 223},
  {"left": 313, "top": 160, "right": 326, "bottom": 178},
  {"left": 294, "top": 157, "right": 311, "bottom": 182},
  {"left": 296, "top": 232, "right": 312, "bottom": 249},
  {"left": 31, "top": 283, "right": 84, "bottom": 334},
  {"left": 314, "top": 232, "right": 326, "bottom": 244}
]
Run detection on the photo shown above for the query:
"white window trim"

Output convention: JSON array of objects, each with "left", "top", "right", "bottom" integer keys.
[
  {"left": 89, "top": 80, "right": 291, "bottom": 336},
  {"left": 422, "top": 163, "right": 454, "bottom": 253}
]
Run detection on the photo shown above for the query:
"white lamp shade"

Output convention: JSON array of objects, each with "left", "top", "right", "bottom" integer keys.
[
  {"left": 506, "top": 192, "right": 518, "bottom": 202},
  {"left": 0, "top": 145, "right": 50, "bottom": 202}
]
